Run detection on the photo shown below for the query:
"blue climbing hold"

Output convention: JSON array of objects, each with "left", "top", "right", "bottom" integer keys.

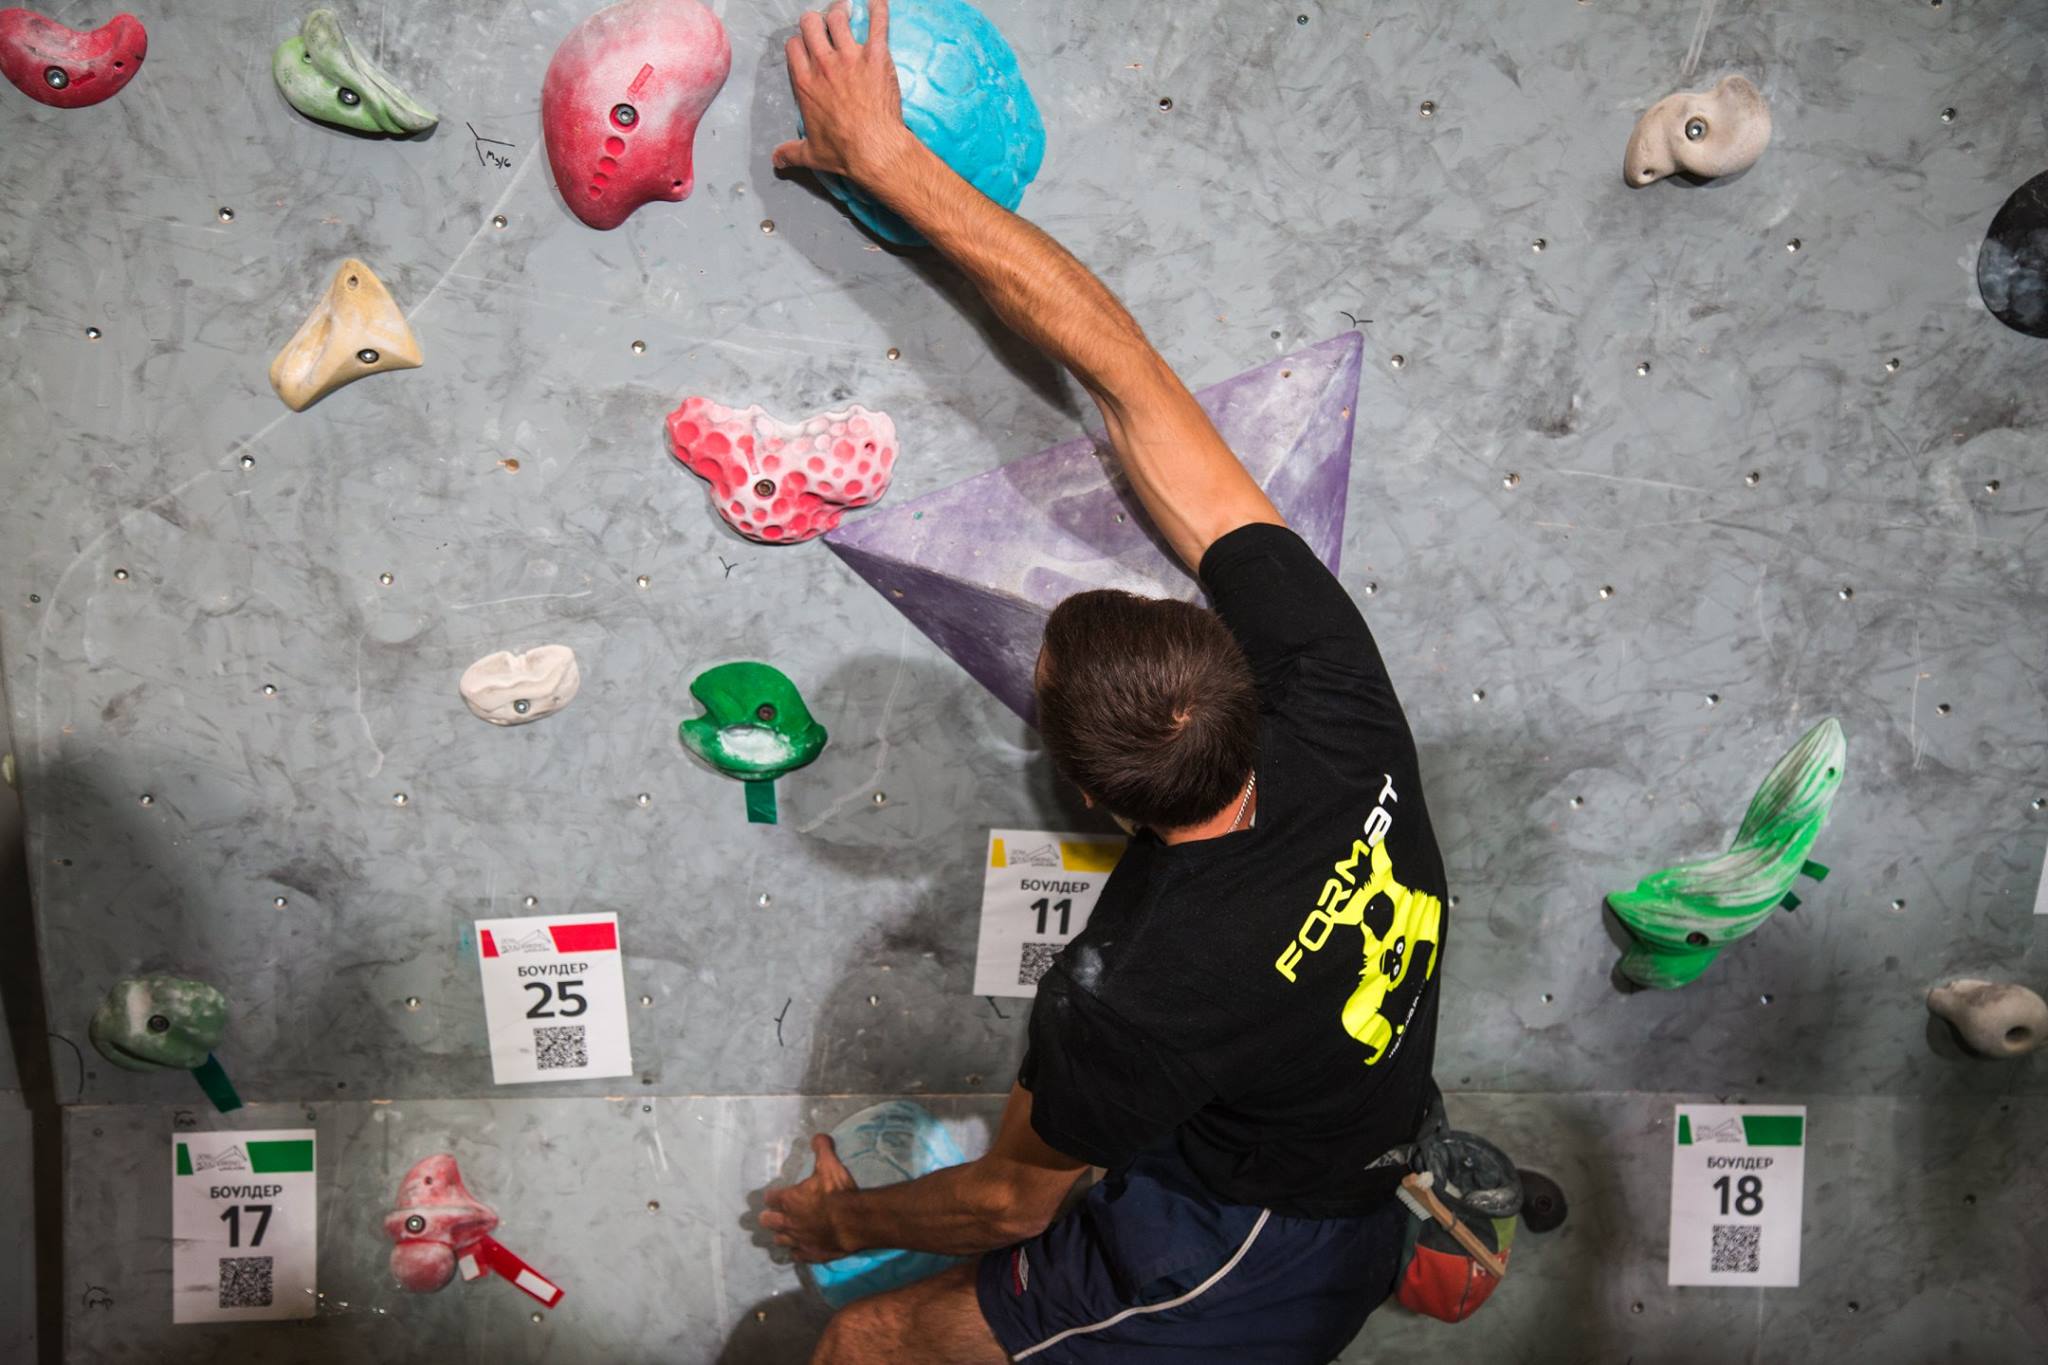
[
  {"left": 813, "top": 0, "right": 1045, "bottom": 246},
  {"left": 805, "top": 1100, "right": 970, "bottom": 1306}
]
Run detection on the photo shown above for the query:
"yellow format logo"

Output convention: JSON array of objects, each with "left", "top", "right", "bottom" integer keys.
[{"left": 1274, "top": 776, "right": 1444, "bottom": 1064}]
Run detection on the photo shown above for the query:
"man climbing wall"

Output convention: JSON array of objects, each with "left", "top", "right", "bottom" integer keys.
[{"left": 761, "top": 4, "right": 1451, "bottom": 1361}]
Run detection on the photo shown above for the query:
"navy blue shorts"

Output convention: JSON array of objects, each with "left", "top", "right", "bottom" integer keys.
[{"left": 976, "top": 1146, "right": 1407, "bottom": 1363}]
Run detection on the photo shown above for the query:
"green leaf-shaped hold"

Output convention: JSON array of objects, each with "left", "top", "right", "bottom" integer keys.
[
  {"left": 273, "top": 10, "right": 437, "bottom": 136},
  {"left": 89, "top": 974, "right": 230, "bottom": 1073},
  {"left": 1608, "top": 717, "right": 1846, "bottom": 989},
  {"left": 680, "top": 662, "right": 828, "bottom": 783}
]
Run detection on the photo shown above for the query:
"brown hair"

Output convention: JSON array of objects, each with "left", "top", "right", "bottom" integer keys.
[{"left": 1035, "top": 590, "right": 1259, "bottom": 831}]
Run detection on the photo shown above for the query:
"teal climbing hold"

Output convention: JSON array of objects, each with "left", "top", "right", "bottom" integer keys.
[{"left": 1608, "top": 718, "right": 1846, "bottom": 989}]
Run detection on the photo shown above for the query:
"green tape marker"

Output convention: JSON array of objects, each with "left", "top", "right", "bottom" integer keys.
[
  {"left": 744, "top": 781, "right": 778, "bottom": 825},
  {"left": 191, "top": 1054, "right": 243, "bottom": 1113}
]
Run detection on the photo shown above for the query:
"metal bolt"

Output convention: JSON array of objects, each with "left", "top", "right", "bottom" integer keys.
[
  {"left": 1540, "top": 992, "right": 1554, "bottom": 1004},
  {"left": 1847, "top": 1302, "right": 1860, "bottom": 1313},
  {"left": 1156, "top": 96, "right": 1173, "bottom": 111},
  {"left": 148, "top": 1014, "right": 170, "bottom": 1033},
  {"left": 1760, "top": 993, "right": 1773, "bottom": 1005},
  {"left": 753, "top": 478, "right": 776, "bottom": 498},
  {"left": 755, "top": 702, "right": 777, "bottom": 723},
  {"left": 1636, "top": 361, "right": 1652, "bottom": 377},
  {"left": 868, "top": 994, "right": 880, "bottom": 1006},
  {"left": 217, "top": 207, "right": 235, "bottom": 223},
  {"left": 1939, "top": 107, "right": 1955, "bottom": 123},
  {"left": 513, "top": 699, "right": 531, "bottom": 715},
  {"left": 757, "top": 893, "right": 772, "bottom": 909},
  {"left": 1984, "top": 480, "right": 2001, "bottom": 494},
  {"left": 274, "top": 896, "right": 288, "bottom": 908},
  {"left": 612, "top": 103, "right": 638, "bottom": 127},
  {"left": 1786, "top": 238, "right": 1801, "bottom": 253},
  {"left": 262, "top": 684, "right": 277, "bottom": 696},
  {"left": 1389, "top": 354, "right": 1405, "bottom": 369},
  {"left": 1448, "top": 895, "right": 1460, "bottom": 908},
  {"left": 2032, "top": 798, "right": 2045, "bottom": 811},
  {"left": 1598, "top": 585, "right": 1615, "bottom": 600},
  {"left": 647, "top": 1200, "right": 660, "bottom": 1212},
  {"left": 1744, "top": 470, "right": 1761, "bottom": 486},
  {"left": 1891, "top": 898, "right": 1906, "bottom": 911},
  {"left": 636, "top": 793, "right": 652, "bottom": 807},
  {"left": 1838, "top": 586, "right": 1854, "bottom": 601},
  {"left": 636, "top": 574, "right": 651, "bottom": 589},
  {"left": 85, "top": 326, "right": 101, "bottom": 341},
  {"left": 1685, "top": 117, "right": 1708, "bottom": 141},
  {"left": 357, "top": 348, "right": 380, "bottom": 364},
  {"left": 631, "top": 339, "right": 647, "bottom": 354},
  {"left": 531, "top": 1312, "right": 544, "bottom": 1324},
  {"left": 405, "top": 996, "right": 420, "bottom": 1010},
  {"left": 1936, "top": 703, "right": 1951, "bottom": 716},
  {"left": 1569, "top": 795, "right": 1584, "bottom": 808},
  {"left": 1419, "top": 100, "right": 1436, "bottom": 117},
  {"left": 1297, "top": 13, "right": 1309, "bottom": 23},
  {"left": 1885, "top": 358, "right": 1901, "bottom": 373},
  {"left": 1502, "top": 472, "right": 1521, "bottom": 488},
  {"left": 886, "top": 347, "right": 902, "bottom": 361},
  {"left": 872, "top": 791, "right": 887, "bottom": 806},
  {"left": 1363, "top": 582, "right": 1378, "bottom": 596},
  {"left": 1531, "top": 238, "right": 1546, "bottom": 252},
  {"left": 392, "top": 792, "right": 409, "bottom": 806},
  {"left": 379, "top": 572, "right": 394, "bottom": 586},
  {"left": 240, "top": 454, "right": 256, "bottom": 469},
  {"left": 405, "top": 1214, "right": 426, "bottom": 1234},
  {"left": 113, "top": 568, "right": 129, "bottom": 581},
  {"left": 492, "top": 214, "right": 508, "bottom": 229},
  {"left": 1687, "top": 931, "right": 1710, "bottom": 946},
  {"left": 338, "top": 86, "right": 361, "bottom": 107},
  {"left": 524, "top": 895, "right": 538, "bottom": 908},
  {"left": 44, "top": 66, "right": 68, "bottom": 89},
  {"left": 640, "top": 994, "right": 653, "bottom": 1007},
  {"left": 1631, "top": 1302, "right": 1645, "bottom": 1315},
  {"left": 1471, "top": 689, "right": 1486, "bottom": 702},
  {"left": 760, "top": 220, "right": 776, "bottom": 235},
  {"left": 138, "top": 793, "right": 153, "bottom": 806},
  {"left": 1706, "top": 693, "right": 1720, "bottom": 706}
]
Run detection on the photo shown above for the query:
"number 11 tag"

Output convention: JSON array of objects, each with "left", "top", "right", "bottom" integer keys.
[
  {"left": 971, "top": 829, "right": 1126, "bottom": 998},
  {"left": 475, "top": 913, "right": 632, "bottom": 1084},
  {"left": 1667, "top": 1103, "right": 1806, "bottom": 1287}
]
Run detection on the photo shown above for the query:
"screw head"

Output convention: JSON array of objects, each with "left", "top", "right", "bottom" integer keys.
[
  {"left": 1984, "top": 479, "right": 2001, "bottom": 494},
  {"left": 1890, "top": 898, "right": 1906, "bottom": 911},
  {"left": 1935, "top": 703, "right": 1951, "bottom": 716},
  {"left": 405, "top": 1214, "right": 426, "bottom": 1234},
  {"left": 261, "top": 684, "right": 277, "bottom": 696},
  {"left": 523, "top": 895, "right": 538, "bottom": 908},
  {"left": 631, "top": 339, "right": 647, "bottom": 354},
  {"left": 647, "top": 1200, "right": 661, "bottom": 1212},
  {"left": 1684, "top": 116, "right": 1708, "bottom": 141},
  {"left": 1760, "top": 993, "right": 1773, "bottom": 1004},
  {"left": 512, "top": 699, "right": 531, "bottom": 715},
  {"left": 1744, "top": 470, "right": 1761, "bottom": 486},
  {"left": 1503, "top": 472, "right": 1521, "bottom": 488},
  {"left": 274, "top": 896, "right": 288, "bottom": 908},
  {"left": 1636, "top": 361, "right": 1652, "bottom": 377},
  {"left": 872, "top": 791, "right": 888, "bottom": 806},
  {"left": 640, "top": 994, "right": 653, "bottom": 1006},
  {"left": 1838, "top": 586, "right": 1854, "bottom": 601},
  {"left": 240, "top": 454, "right": 256, "bottom": 469},
  {"left": 356, "top": 348, "right": 380, "bottom": 365},
  {"left": 753, "top": 478, "right": 776, "bottom": 498},
  {"left": 1471, "top": 689, "right": 1486, "bottom": 702},
  {"left": 217, "top": 207, "right": 235, "bottom": 223},
  {"left": 379, "top": 572, "right": 394, "bottom": 586},
  {"left": 338, "top": 86, "right": 361, "bottom": 107},
  {"left": 392, "top": 792, "right": 409, "bottom": 806},
  {"left": 113, "top": 568, "right": 129, "bottom": 581},
  {"left": 1389, "top": 354, "right": 1406, "bottom": 369},
  {"left": 1786, "top": 238, "right": 1802, "bottom": 253},
  {"left": 1939, "top": 107, "right": 1955, "bottom": 123},
  {"left": 1297, "top": 13, "right": 1309, "bottom": 23},
  {"left": 85, "top": 326, "right": 102, "bottom": 341},
  {"left": 1157, "top": 96, "right": 1173, "bottom": 111},
  {"left": 868, "top": 994, "right": 880, "bottom": 1007},
  {"left": 612, "top": 103, "right": 638, "bottom": 127},
  {"left": 1885, "top": 358, "right": 1900, "bottom": 373},
  {"left": 760, "top": 219, "right": 776, "bottom": 235},
  {"left": 1569, "top": 795, "right": 1584, "bottom": 808},
  {"left": 1687, "top": 931, "right": 1710, "bottom": 947},
  {"left": 1363, "top": 581, "right": 1378, "bottom": 596},
  {"left": 886, "top": 347, "right": 902, "bottom": 361},
  {"left": 43, "top": 66, "right": 68, "bottom": 89},
  {"left": 1531, "top": 238, "right": 1546, "bottom": 253},
  {"left": 1706, "top": 692, "right": 1721, "bottom": 706},
  {"left": 1598, "top": 585, "right": 1615, "bottom": 600},
  {"left": 1419, "top": 100, "right": 1436, "bottom": 117},
  {"left": 1540, "top": 992, "right": 1554, "bottom": 1004},
  {"left": 147, "top": 1014, "right": 170, "bottom": 1033},
  {"left": 138, "top": 793, "right": 153, "bottom": 806},
  {"left": 636, "top": 793, "right": 652, "bottom": 807},
  {"left": 405, "top": 996, "right": 420, "bottom": 1010},
  {"left": 636, "top": 574, "right": 651, "bottom": 589},
  {"left": 757, "top": 892, "right": 772, "bottom": 909},
  {"left": 492, "top": 214, "right": 508, "bottom": 229}
]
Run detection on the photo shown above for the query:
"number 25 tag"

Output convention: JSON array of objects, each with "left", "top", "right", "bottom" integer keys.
[{"left": 474, "top": 913, "right": 633, "bottom": 1084}]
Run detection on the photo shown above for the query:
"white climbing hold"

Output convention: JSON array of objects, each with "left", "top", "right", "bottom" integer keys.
[
  {"left": 1926, "top": 979, "right": 2048, "bottom": 1058},
  {"left": 1625, "top": 75, "right": 1771, "bottom": 186},
  {"left": 459, "top": 646, "right": 581, "bottom": 726}
]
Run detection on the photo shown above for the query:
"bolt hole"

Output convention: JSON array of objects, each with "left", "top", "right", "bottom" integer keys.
[
  {"left": 2008, "top": 1026, "right": 2032, "bottom": 1045},
  {"left": 755, "top": 703, "right": 777, "bottom": 723}
]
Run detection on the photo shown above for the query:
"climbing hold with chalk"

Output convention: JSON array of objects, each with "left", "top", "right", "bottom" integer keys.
[
  {"left": 1625, "top": 74, "right": 1771, "bottom": 185},
  {"left": 679, "top": 662, "right": 827, "bottom": 824},
  {"left": 460, "top": 646, "right": 581, "bottom": 726},
  {"left": 272, "top": 10, "right": 437, "bottom": 135},
  {"left": 1927, "top": 979, "right": 2048, "bottom": 1058},
  {"left": 0, "top": 8, "right": 146, "bottom": 108},
  {"left": 270, "top": 258, "right": 422, "bottom": 411},
  {"left": 667, "top": 398, "right": 899, "bottom": 544}
]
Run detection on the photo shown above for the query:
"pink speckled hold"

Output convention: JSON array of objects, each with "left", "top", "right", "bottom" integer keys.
[
  {"left": 383, "top": 1154, "right": 499, "bottom": 1293},
  {"left": 667, "top": 398, "right": 899, "bottom": 544}
]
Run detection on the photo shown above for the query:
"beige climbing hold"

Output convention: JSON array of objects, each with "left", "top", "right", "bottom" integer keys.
[
  {"left": 459, "top": 646, "right": 581, "bottom": 726},
  {"left": 269, "top": 257, "right": 422, "bottom": 411},
  {"left": 1927, "top": 979, "right": 2048, "bottom": 1058},
  {"left": 1625, "top": 75, "right": 1771, "bottom": 186}
]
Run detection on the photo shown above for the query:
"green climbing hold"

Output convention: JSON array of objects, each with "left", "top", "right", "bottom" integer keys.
[
  {"left": 1607, "top": 718, "right": 1846, "bottom": 990},
  {"left": 89, "top": 974, "right": 229, "bottom": 1072},
  {"left": 273, "top": 10, "right": 437, "bottom": 136},
  {"left": 680, "top": 662, "right": 828, "bottom": 823}
]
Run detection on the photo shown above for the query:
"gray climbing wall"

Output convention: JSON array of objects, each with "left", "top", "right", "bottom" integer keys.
[{"left": 1, "top": 0, "right": 2044, "bottom": 1359}]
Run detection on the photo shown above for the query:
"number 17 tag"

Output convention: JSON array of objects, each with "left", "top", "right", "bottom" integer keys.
[
  {"left": 1667, "top": 1103, "right": 1806, "bottom": 1287},
  {"left": 475, "top": 913, "right": 633, "bottom": 1084}
]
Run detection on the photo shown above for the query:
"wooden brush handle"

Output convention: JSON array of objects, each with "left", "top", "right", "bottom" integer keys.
[{"left": 1404, "top": 1174, "right": 1508, "bottom": 1280}]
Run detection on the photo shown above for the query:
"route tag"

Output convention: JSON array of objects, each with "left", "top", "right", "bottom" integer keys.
[
  {"left": 474, "top": 913, "right": 632, "bottom": 1084},
  {"left": 971, "top": 830, "right": 1126, "bottom": 998},
  {"left": 2032, "top": 835, "right": 2047, "bottom": 916},
  {"left": 171, "top": 1129, "right": 317, "bottom": 1322},
  {"left": 1668, "top": 1104, "right": 1806, "bottom": 1287}
]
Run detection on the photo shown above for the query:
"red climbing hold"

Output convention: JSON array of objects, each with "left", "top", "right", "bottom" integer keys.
[
  {"left": 668, "top": 397, "right": 899, "bottom": 544},
  {"left": 0, "top": 8, "right": 147, "bottom": 109}
]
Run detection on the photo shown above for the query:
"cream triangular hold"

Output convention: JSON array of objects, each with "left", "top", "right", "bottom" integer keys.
[{"left": 270, "top": 258, "right": 423, "bottom": 411}]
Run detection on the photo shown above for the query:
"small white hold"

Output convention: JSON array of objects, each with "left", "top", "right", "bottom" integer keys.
[
  {"left": 1625, "top": 75, "right": 1772, "bottom": 186},
  {"left": 1927, "top": 979, "right": 2048, "bottom": 1058},
  {"left": 460, "top": 646, "right": 581, "bottom": 726}
]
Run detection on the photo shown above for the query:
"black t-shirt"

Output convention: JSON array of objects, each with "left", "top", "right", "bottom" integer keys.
[{"left": 1019, "top": 522, "right": 1449, "bottom": 1218}]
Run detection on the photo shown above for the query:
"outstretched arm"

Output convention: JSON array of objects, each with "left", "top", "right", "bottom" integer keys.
[
  {"left": 762, "top": 1084, "right": 1088, "bottom": 1260},
  {"left": 775, "top": 0, "right": 1282, "bottom": 572}
]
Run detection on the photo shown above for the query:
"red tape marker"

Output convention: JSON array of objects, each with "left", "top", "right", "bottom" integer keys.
[{"left": 469, "top": 1234, "right": 565, "bottom": 1308}]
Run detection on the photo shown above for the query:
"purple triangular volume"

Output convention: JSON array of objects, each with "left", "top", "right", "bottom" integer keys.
[{"left": 824, "top": 332, "right": 1364, "bottom": 724}]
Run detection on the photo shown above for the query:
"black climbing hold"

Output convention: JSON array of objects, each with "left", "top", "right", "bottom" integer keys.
[
  {"left": 1518, "top": 1168, "right": 1568, "bottom": 1232},
  {"left": 1980, "top": 170, "right": 2048, "bottom": 337}
]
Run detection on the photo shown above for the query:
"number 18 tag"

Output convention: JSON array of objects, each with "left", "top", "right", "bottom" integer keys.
[
  {"left": 474, "top": 913, "right": 633, "bottom": 1084},
  {"left": 1668, "top": 1103, "right": 1806, "bottom": 1287}
]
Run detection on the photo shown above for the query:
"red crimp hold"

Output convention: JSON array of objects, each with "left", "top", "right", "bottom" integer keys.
[{"left": 0, "top": 9, "right": 147, "bottom": 109}]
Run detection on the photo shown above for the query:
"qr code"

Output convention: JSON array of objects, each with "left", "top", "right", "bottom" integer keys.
[
  {"left": 534, "top": 1024, "right": 587, "bottom": 1070},
  {"left": 1711, "top": 1223, "right": 1762, "bottom": 1273},
  {"left": 1018, "top": 941, "right": 1060, "bottom": 987},
  {"left": 218, "top": 1255, "right": 273, "bottom": 1309}
]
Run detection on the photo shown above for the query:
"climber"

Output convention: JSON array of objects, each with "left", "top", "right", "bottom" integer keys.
[{"left": 760, "top": 3, "right": 1452, "bottom": 1361}]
